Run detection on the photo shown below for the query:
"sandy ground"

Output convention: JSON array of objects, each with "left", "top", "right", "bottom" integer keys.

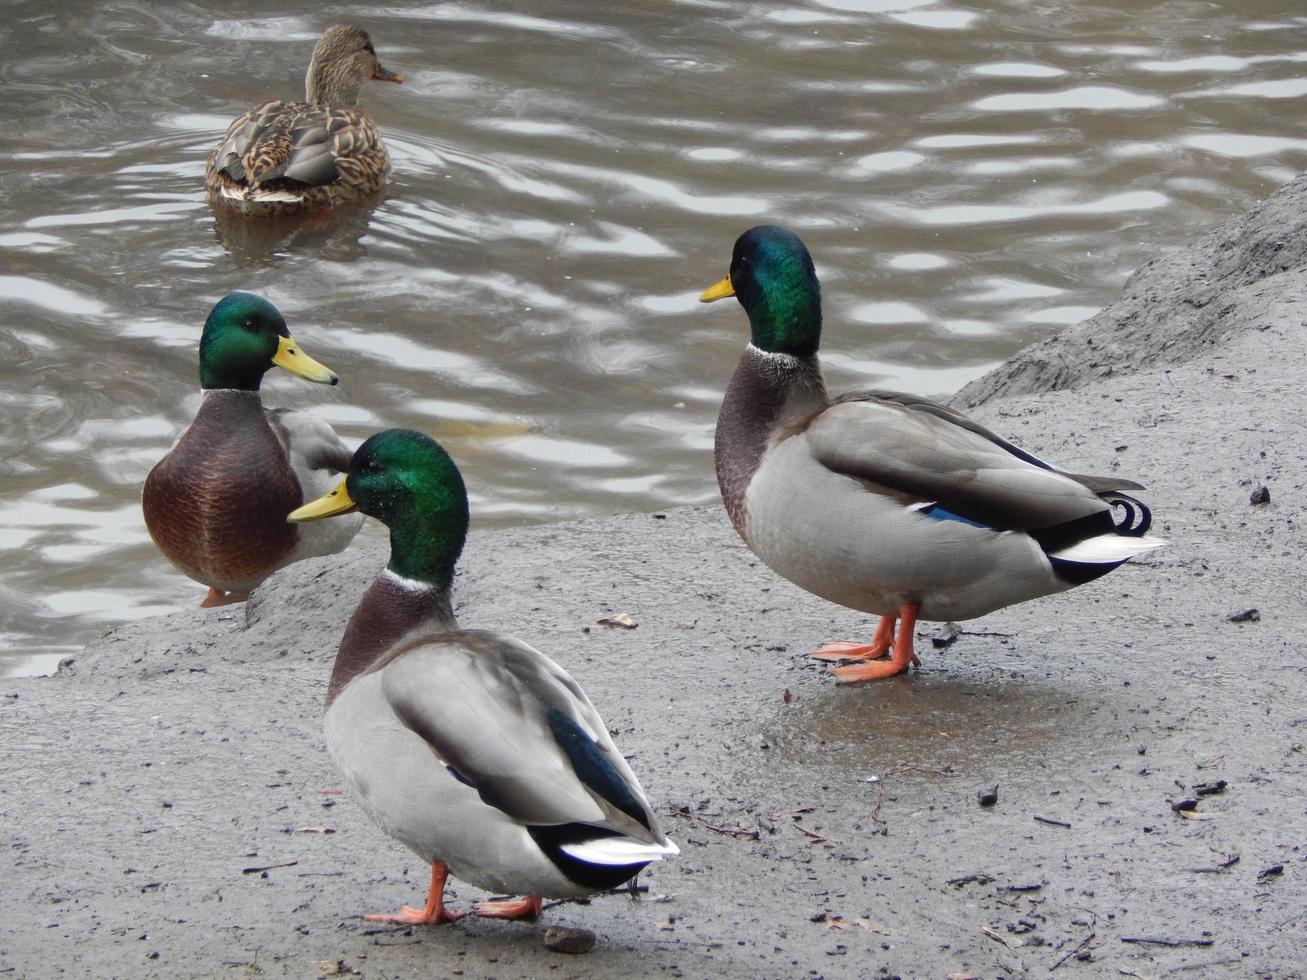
[{"left": 5, "top": 177, "right": 1307, "bottom": 979}]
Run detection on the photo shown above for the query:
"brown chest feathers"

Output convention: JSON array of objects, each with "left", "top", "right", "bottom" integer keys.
[
  {"left": 326, "top": 573, "right": 456, "bottom": 709},
  {"left": 714, "top": 348, "right": 828, "bottom": 540},
  {"left": 143, "top": 391, "right": 301, "bottom": 592}
]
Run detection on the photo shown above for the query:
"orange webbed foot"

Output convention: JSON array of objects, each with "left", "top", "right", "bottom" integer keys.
[
  {"left": 200, "top": 587, "right": 245, "bottom": 608},
  {"left": 474, "top": 895, "right": 543, "bottom": 921},
  {"left": 831, "top": 657, "right": 914, "bottom": 683},
  {"left": 808, "top": 615, "right": 895, "bottom": 663},
  {"left": 808, "top": 641, "right": 891, "bottom": 663},
  {"left": 363, "top": 904, "right": 464, "bottom": 925},
  {"left": 827, "top": 604, "right": 921, "bottom": 684},
  {"left": 363, "top": 861, "right": 463, "bottom": 925}
]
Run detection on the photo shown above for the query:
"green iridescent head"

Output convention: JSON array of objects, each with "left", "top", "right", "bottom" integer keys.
[
  {"left": 700, "top": 225, "right": 822, "bottom": 357},
  {"left": 198, "top": 292, "right": 338, "bottom": 391},
  {"left": 290, "top": 429, "right": 468, "bottom": 588}
]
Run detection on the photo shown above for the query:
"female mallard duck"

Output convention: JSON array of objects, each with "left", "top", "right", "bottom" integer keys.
[
  {"left": 288, "top": 429, "right": 678, "bottom": 923},
  {"left": 143, "top": 293, "right": 362, "bottom": 607},
  {"left": 205, "top": 24, "right": 403, "bottom": 215},
  {"left": 700, "top": 225, "right": 1165, "bottom": 682}
]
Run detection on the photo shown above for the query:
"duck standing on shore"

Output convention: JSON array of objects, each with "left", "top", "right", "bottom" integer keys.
[
  {"left": 289, "top": 429, "right": 677, "bottom": 924},
  {"left": 143, "top": 293, "right": 360, "bottom": 607},
  {"left": 205, "top": 24, "right": 402, "bottom": 215},
  {"left": 700, "top": 226, "right": 1165, "bottom": 682}
]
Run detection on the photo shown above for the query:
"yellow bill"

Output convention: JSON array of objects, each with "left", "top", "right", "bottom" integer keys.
[
  {"left": 273, "top": 334, "right": 339, "bottom": 385},
  {"left": 288, "top": 477, "right": 357, "bottom": 523},
  {"left": 699, "top": 275, "right": 735, "bottom": 303}
]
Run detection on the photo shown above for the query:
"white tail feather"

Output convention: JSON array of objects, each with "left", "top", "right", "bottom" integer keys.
[
  {"left": 559, "top": 836, "right": 680, "bottom": 866},
  {"left": 220, "top": 185, "right": 304, "bottom": 204},
  {"left": 1049, "top": 534, "right": 1166, "bottom": 564}
]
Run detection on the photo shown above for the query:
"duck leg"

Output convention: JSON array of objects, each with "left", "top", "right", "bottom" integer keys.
[
  {"left": 474, "top": 895, "right": 543, "bottom": 920},
  {"left": 364, "top": 861, "right": 464, "bottom": 925},
  {"left": 199, "top": 587, "right": 246, "bottom": 608},
  {"left": 829, "top": 602, "right": 921, "bottom": 683},
  {"left": 809, "top": 615, "right": 895, "bottom": 662}
]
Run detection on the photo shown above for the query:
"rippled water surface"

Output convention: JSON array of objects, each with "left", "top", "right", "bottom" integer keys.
[{"left": 3, "top": 0, "right": 1306, "bottom": 674}]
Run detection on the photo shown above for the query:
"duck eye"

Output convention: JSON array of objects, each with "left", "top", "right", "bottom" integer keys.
[{"left": 242, "top": 318, "right": 258, "bottom": 332}]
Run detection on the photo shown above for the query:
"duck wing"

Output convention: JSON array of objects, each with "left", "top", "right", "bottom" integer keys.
[
  {"left": 852, "top": 390, "right": 1144, "bottom": 493},
  {"left": 802, "top": 391, "right": 1120, "bottom": 533},
  {"left": 379, "top": 631, "right": 667, "bottom": 846},
  {"left": 265, "top": 407, "right": 352, "bottom": 474},
  {"left": 210, "top": 102, "right": 382, "bottom": 191}
]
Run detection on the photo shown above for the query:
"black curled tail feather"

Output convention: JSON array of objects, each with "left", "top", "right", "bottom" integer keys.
[{"left": 1100, "top": 491, "right": 1151, "bottom": 537}]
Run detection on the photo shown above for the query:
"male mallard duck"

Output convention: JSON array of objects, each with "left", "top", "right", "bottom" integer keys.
[
  {"left": 288, "top": 429, "right": 678, "bottom": 923},
  {"left": 205, "top": 24, "right": 402, "bottom": 215},
  {"left": 143, "top": 292, "right": 362, "bottom": 607},
  {"left": 700, "top": 226, "right": 1165, "bottom": 682}
]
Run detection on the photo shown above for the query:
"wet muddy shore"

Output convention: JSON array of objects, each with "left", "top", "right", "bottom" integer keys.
[{"left": 5, "top": 177, "right": 1307, "bottom": 978}]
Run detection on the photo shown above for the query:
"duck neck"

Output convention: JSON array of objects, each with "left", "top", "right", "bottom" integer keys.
[
  {"left": 715, "top": 346, "right": 829, "bottom": 538},
  {"left": 306, "top": 63, "right": 362, "bottom": 107},
  {"left": 326, "top": 569, "right": 458, "bottom": 708},
  {"left": 384, "top": 507, "right": 464, "bottom": 591}
]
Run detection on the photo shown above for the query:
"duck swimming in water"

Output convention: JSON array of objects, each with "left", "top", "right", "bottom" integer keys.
[{"left": 205, "top": 24, "right": 402, "bottom": 215}]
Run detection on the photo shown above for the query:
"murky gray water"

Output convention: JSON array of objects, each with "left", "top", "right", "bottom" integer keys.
[{"left": 2, "top": 0, "right": 1305, "bottom": 676}]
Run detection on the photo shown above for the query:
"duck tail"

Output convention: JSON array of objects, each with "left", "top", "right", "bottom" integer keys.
[
  {"left": 1099, "top": 490, "right": 1152, "bottom": 537},
  {"left": 559, "top": 835, "right": 680, "bottom": 866}
]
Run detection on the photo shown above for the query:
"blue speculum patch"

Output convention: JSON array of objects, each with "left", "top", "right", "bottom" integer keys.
[{"left": 917, "top": 504, "right": 992, "bottom": 530}]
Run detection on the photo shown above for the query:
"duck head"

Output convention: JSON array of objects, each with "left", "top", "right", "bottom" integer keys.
[
  {"left": 199, "top": 292, "right": 337, "bottom": 391},
  {"left": 305, "top": 24, "right": 403, "bottom": 106},
  {"left": 290, "top": 428, "right": 468, "bottom": 588},
  {"left": 700, "top": 225, "right": 823, "bottom": 357}
]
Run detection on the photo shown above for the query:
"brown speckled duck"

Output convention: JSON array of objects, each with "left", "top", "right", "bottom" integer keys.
[
  {"left": 205, "top": 25, "right": 402, "bottom": 215},
  {"left": 143, "top": 293, "right": 362, "bottom": 606},
  {"left": 700, "top": 226, "right": 1165, "bottom": 682}
]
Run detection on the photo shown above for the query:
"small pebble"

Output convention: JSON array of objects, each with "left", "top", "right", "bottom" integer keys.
[
  {"left": 932, "top": 622, "right": 962, "bottom": 649},
  {"left": 977, "top": 784, "right": 999, "bottom": 807},
  {"left": 543, "top": 926, "right": 596, "bottom": 955},
  {"left": 1250, "top": 485, "right": 1270, "bottom": 505}
]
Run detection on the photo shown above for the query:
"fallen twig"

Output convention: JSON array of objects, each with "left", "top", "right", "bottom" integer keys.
[
  {"left": 1187, "top": 854, "right": 1239, "bottom": 874},
  {"left": 884, "top": 764, "right": 960, "bottom": 778},
  {"left": 241, "top": 859, "right": 298, "bottom": 874},
  {"left": 1033, "top": 815, "right": 1072, "bottom": 829},
  {"left": 768, "top": 805, "right": 815, "bottom": 820},
  {"left": 1051, "top": 926, "right": 1096, "bottom": 970},
  {"left": 947, "top": 873, "right": 993, "bottom": 887},
  {"left": 794, "top": 822, "right": 839, "bottom": 844},
  {"left": 869, "top": 782, "right": 886, "bottom": 825},
  {"left": 1049, "top": 909, "right": 1099, "bottom": 971},
  {"left": 1120, "top": 936, "right": 1214, "bottom": 948},
  {"left": 667, "top": 806, "right": 759, "bottom": 841}
]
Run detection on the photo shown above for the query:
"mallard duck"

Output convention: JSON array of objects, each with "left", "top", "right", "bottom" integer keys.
[
  {"left": 288, "top": 429, "right": 678, "bottom": 924},
  {"left": 700, "top": 225, "right": 1165, "bottom": 682},
  {"left": 143, "top": 292, "right": 361, "bottom": 607},
  {"left": 205, "top": 24, "right": 403, "bottom": 215}
]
